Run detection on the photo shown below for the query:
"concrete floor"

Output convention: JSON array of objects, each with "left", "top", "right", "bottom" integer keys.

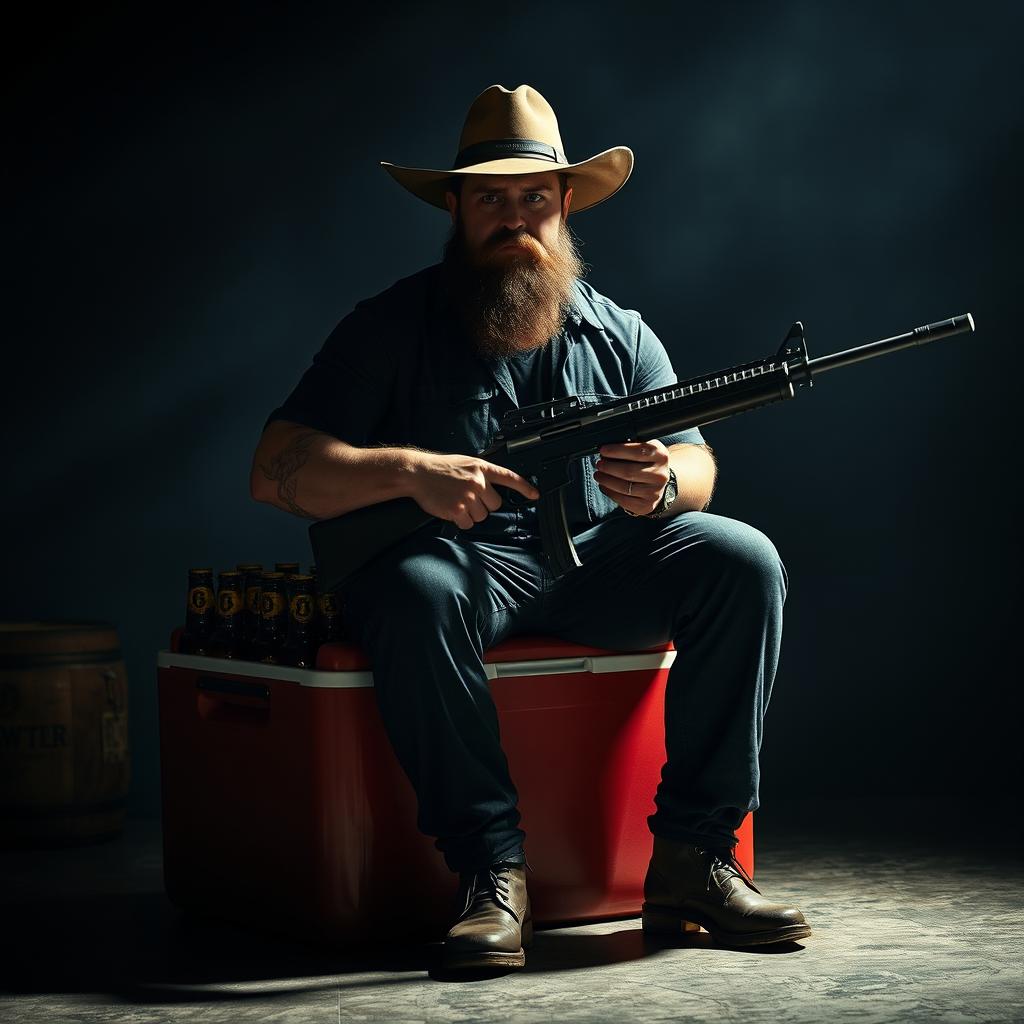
[{"left": 1, "top": 797, "right": 1021, "bottom": 1023}]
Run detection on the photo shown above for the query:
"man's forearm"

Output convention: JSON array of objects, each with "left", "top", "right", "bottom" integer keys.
[
  {"left": 252, "top": 425, "right": 715, "bottom": 522},
  {"left": 250, "top": 423, "right": 422, "bottom": 519},
  {"left": 665, "top": 442, "right": 717, "bottom": 514}
]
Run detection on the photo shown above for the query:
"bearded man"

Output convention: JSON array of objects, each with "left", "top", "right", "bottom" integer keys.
[{"left": 250, "top": 83, "right": 810, "bottom": 970}]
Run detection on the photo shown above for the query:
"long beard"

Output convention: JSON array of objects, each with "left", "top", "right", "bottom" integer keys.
[{"left": 440, "top": 210, "right": 587, "bottom": 361}]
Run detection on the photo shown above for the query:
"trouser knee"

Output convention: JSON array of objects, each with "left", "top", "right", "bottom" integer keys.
[
  {"left": 734, "top": 522, "right": 788, "bottom": 608},
  {"left": 687, "top": 512, "right": 788, "bottom": 609}
]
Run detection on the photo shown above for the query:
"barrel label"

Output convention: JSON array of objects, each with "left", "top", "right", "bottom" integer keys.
[
  {"left": 188, "top": 586, "right": 214, "bottom": 613},
  {"left": 0, "top": 673, "right": 74, "bottom": 803},
  {"left": 260, "top": 592, "right": 285, "bottom": 619},
  {"left": 217, "top": 590, "right": 242, "bottom": 617},
  {"left": 0, "top": 721, "right": 70, "bottom": 750},
  {"left": 102, "top": 711, "right": 128, "bottom": 764},
  {"left": 290, "top": 594, "right": 314, "bottom": 624}
]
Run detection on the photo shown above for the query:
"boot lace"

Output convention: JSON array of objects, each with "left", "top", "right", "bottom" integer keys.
[
  {"left": 458, "top": 853, "right": 532, "bottom": 921},
  {"left": 695, "top": 845, "right": 763, "bottom": 896}
]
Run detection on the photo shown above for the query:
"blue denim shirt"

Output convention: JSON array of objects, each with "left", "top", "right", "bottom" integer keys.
[{"left": 265, "top": 262, "right": 706, "bottom": 539}]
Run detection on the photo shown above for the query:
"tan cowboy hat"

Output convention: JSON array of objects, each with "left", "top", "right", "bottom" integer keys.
[{"left": 380, "top": 83, "right": 634, "bottom": 215}]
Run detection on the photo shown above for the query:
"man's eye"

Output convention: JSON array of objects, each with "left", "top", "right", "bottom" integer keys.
[{"left": 480, "top": 194, "right": 545, "bottom": 204}]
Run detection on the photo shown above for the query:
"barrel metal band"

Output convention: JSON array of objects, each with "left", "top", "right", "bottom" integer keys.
[{"left": 0, "top": 649, "right": 123, "bottom": 669}]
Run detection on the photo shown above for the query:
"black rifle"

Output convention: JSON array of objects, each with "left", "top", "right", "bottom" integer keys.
[{"left": 310, "top": 313, "right": 975, "bottom": 591}]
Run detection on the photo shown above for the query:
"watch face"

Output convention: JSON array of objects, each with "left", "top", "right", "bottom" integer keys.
[{"left": 664, "top": 469, "right": 678, "bottom": 506}]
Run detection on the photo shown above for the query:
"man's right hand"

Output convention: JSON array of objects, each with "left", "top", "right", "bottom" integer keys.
[{"left": 407, "top": 452, "right": 541, "bottom": 531}]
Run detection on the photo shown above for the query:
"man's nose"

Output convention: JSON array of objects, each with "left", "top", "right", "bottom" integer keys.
[{"left": 497, "top": 203, "right": 528, "bottom": 231}]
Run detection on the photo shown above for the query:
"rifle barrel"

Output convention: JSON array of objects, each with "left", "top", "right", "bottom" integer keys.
[{"left": 805, "top": 313, "right": 974, "bottom": 378}]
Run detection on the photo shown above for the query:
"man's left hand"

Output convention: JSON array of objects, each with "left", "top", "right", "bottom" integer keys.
[{"left": 594, "top": 440, "right": 670, "bottom": 517}]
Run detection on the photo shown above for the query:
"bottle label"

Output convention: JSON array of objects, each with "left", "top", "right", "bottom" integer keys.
[
  {"left": 218, "top": 590, "right": 242, "bottom": 617},
  {"left": 260, "top": 592, "right": 286, "bottom": 619},
  {"left": 319, "top": 593, "right": 339, "bottom": 617},
  {"left": 188, "top": 586, "right": 214, "bottom": 613},
  {"left": 245, "top": 585, "right": 262, "bottom": 614},
  {"left": 290, "top": 594, "right": 314, "bottom": 624}
]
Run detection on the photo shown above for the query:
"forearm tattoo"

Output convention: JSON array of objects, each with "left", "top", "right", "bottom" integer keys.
[{"left": 259, "top": 431, "right": 322, "bottom": 518}]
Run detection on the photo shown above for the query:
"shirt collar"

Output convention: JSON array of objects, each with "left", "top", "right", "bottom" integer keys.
[{"left": 567, "top": 280, "right": 606, "bottom": 334}]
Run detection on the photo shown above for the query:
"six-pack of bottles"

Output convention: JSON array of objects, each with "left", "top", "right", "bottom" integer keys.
[{"left": 180, "top": 563, "right": 347, "bottom": 667}]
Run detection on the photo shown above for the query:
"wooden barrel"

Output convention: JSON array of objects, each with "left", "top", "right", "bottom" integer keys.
[{"left": 0, "top": 621, "right": 130, "bottom": 846}]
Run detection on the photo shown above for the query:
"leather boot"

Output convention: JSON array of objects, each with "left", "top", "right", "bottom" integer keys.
[
  {"left": 641, "top": 836, "right": 811, "bottom": 947},
  {"left": 442, "top": 857, "right": 533, "bottom": 970}
]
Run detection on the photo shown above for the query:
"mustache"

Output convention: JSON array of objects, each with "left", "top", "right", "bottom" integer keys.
[{"left": 487, "top": 229, "right": 542, "bottom": 251}]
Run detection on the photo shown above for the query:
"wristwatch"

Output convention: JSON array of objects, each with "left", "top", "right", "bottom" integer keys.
[{"left": 624, "top": 467, "right": 678, "bottom": 519}]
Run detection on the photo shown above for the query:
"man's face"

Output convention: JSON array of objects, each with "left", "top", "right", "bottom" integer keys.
[
  {"left": 448, "top": 171, "right": 571, "bottom": 264},
  {"left": 440, "top": 171, "right": 585, "bottom": 360}
]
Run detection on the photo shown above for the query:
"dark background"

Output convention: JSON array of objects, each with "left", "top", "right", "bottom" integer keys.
[{"left": 5, "top": 1, "right": 1020, "bottom": 819}]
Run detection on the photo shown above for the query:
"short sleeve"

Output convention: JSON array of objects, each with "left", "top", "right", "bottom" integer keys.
[
  {"left": 263, "top": 300, "right": 396, "bottom": 445},
  {"left": 633, "top": 317, "right": 706, "bottom": 448}
]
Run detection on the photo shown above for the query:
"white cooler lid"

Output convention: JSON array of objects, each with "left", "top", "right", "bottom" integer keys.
[{"left": 156, "top": 649, "right": 676, "bottom": 688}]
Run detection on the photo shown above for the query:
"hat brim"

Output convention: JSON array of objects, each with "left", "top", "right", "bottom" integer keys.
[{"left": 379, "top": 146, "right": 633, "bottom": 215}]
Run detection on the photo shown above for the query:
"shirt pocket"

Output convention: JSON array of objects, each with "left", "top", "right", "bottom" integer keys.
[{"left": 412, "top": 382, "right": 500, "bottom": 456}]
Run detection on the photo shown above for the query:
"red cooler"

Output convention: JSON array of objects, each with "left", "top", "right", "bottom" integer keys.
[{"left": 156, "top": 632, "right": 753, "bottom": 946}]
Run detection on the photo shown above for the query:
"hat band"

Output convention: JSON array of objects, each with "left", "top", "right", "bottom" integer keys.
[{"left": 452, "top": 138, "right": 567, "bottom": 169}]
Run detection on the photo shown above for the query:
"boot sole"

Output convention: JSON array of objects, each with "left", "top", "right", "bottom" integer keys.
[
  {"left": 641, "top": 902, "right": 811, "bottom": 947},
  {"left": 442, "top": 917, "right": 533, "bottom": 970}
]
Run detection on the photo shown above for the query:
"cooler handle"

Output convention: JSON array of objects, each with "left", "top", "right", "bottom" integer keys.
[
  {"left": 196, "top": 675, "right": 270, "bottom": 725},
  {"left": 491, "top": 657, "right": 588, "bottom": 678},
  {"left": 487, "top": 651, "right": 675, "bottom": 678}
]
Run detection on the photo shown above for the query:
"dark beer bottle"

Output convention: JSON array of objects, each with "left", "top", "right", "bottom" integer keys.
[
  {"left": 240, "top": 567, "right": 264, "bottom": 649},
  {"left": 275, "top": 562, "right": 300, "bottom": 576},
  {"left": 182, "top": 567, "right": 215, "bottom": 655},
  {"left": 252, "top": 571, "right": 288, "bottom": 663},
  {"left": 308, "top": 568, "right": 323, "bottom": 646},
  {"left": 282, "top": 574, "right": 317, "bottom": 668},
  {"left": 317, "top": 585, "right": 345, "bottom": 643},
  {"left": 210, "top": 570, "right": 245, "bottom": 658}
]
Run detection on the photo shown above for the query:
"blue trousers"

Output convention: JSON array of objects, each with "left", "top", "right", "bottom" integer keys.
[{"left": 337, "top": 509, "right": 788, "bottom": 874}]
